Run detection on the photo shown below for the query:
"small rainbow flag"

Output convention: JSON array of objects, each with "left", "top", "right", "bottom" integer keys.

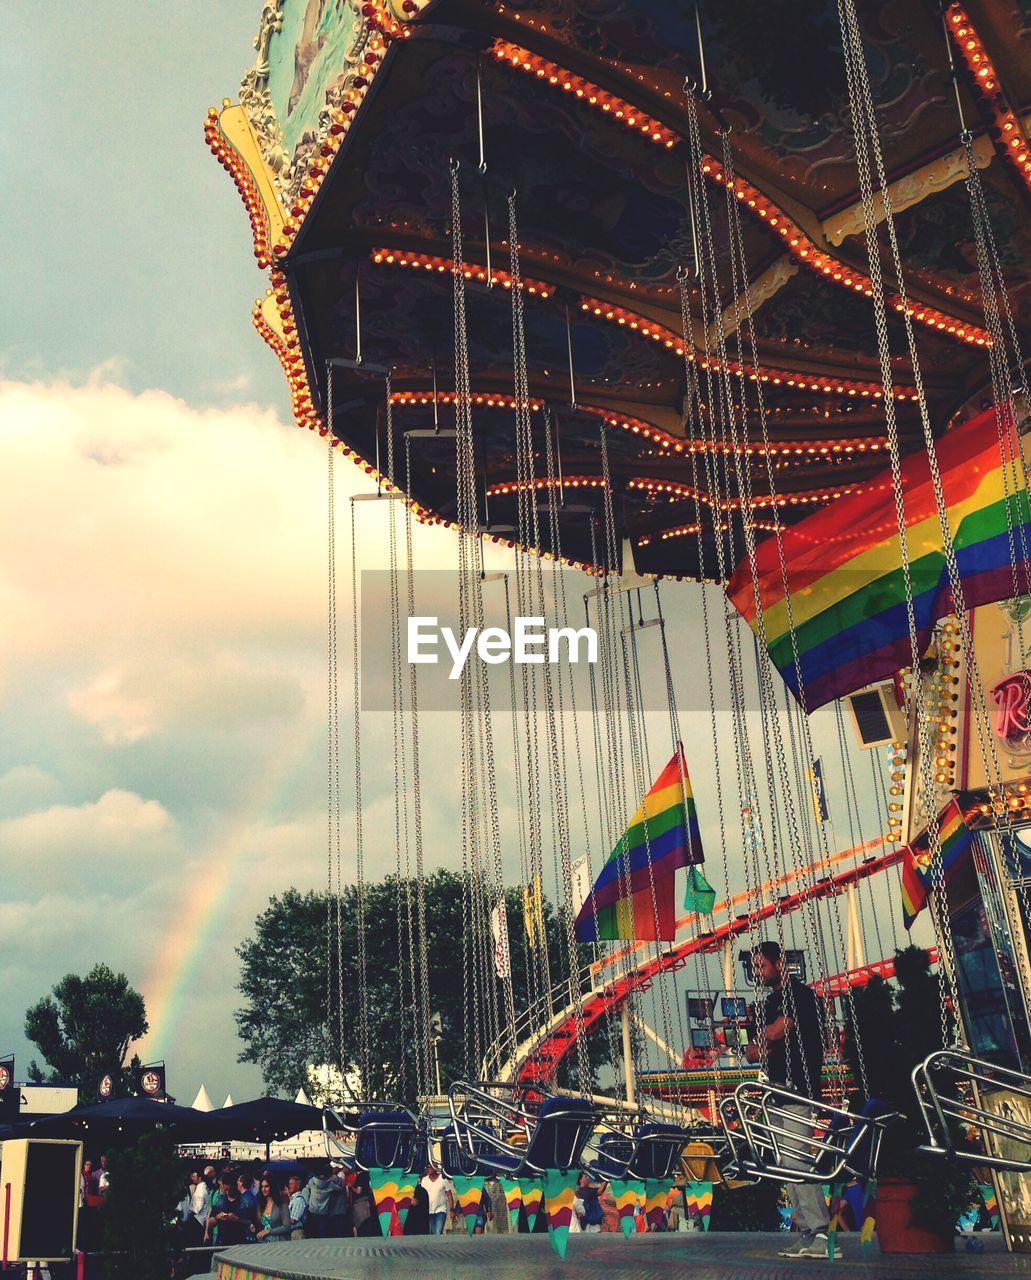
[
  {"left": 521, "top": 1179, "right": 543, "bottom": 1232},
  {"left": 860, "top": 1179, "right": 878, "bottom": 1252},
  {"left": 451, "top": 1175, "right": 485, "bottom": 1234},
  {"left": 610, "top": 1178, "right": 645, "bottom": 1239},
  {"left": 396, "top": 1173, "right": 417, "bottom": 1230},
  {"left": 575, "top": 745, "right": 703, "bottom": 942},
  {"left": 727, "top": 406, "right": 1031, "bottom": 710},
  {"left": 901, "top": 798, "right": 973, "bottom": 929},
  {"left": 643, "top": 1179, "right": 671, "bottom": 1231},
  {"left": 542, "top": 1169, "right": 579, "bottom": 1259},
  {"left": 981, "top": 1182, "right": 999, "bottom": 1230},
  {"left": 367, "top": 1166, "right": 404, "bottom": 1238},
  {"left": 686, "top": 1181, "right": 713, "bottom": 1231},
  {"left": 498, "top": 1177, "right": 522, "bottom": 1231}
]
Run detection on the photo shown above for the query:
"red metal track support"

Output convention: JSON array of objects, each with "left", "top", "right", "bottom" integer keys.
[{"left": 517, "top": 846, "right": 905, "bottom": 1084}]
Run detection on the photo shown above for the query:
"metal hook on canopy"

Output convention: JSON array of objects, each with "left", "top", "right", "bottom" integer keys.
[
  {"left": 694, "top": 2, "right": 711, "bottom": 101},
  {"left": 938, "top": 7, "right": 969, "bottom": 139},
  {"left": 565, "top": 305, "right": 578, "bottom": 411},
  {"left": 475, "top": 55, "right": 488, "bottom": 175},
  {"left": 354, "top": 270, "right": 363, "bottom": 366},
  {"left": 431, "top": 360, "right": 440, "bottom": 433}
]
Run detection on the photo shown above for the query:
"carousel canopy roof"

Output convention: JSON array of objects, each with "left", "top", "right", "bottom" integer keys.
[{"left": 217, "top": 0, "right": 1031, "bottom": 578}]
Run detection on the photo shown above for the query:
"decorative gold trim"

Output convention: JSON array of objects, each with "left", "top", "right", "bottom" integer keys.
[
  {"left": 710, "top": 255, "right": 798, "bottom": 343},
  {"left": 823, "top": 135, "right": 995, "bottom": 246}
]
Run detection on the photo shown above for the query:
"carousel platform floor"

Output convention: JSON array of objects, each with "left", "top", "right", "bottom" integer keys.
[{"left": 212, "top": 1231, "right": 1024, "bottom": 1280}]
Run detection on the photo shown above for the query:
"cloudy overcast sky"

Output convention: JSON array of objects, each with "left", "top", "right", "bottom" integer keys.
[{"left": 1, "top": 4, "right": 914, "bottom": 1106}]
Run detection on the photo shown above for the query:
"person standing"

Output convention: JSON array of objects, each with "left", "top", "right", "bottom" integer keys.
[
  {"left": 305, "top": 1164, "right": 346, "bottom": 1238},
  {"left": 285, "top": 1174, "right": 309, "bottom": 1240},
  {"left": 185, "top": 1169, "right": 211, "bottom": 1247},
  {"left": 255, "top": 1175, "right": 291, "bottom": 1242},
  {"left": 746, "top": 940, "right": 833, "bottom": 1260},
  {"left": 483, "top": 1177, "right": 509, "bottom": 1234},
  {"left": 419, "top": 1165, "right": 453, "bottom": 1236}
]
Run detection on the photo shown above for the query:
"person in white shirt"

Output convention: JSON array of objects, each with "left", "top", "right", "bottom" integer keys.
[
  {"left": 186, "top": 1170, "right": 210, "bottom": 1246},
  {"left": 419, "top": 1165, "right": 453, "bottom": 1235}
]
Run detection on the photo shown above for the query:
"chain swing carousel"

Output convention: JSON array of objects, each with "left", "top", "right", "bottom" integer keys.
[{"left": 207, "top": 0, "right": 1031, "bottom": 1269}]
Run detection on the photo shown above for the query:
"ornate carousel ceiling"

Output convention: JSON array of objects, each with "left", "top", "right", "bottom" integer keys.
[{"left": 212, "top": 0, "right": 1031, "bottom": 577}]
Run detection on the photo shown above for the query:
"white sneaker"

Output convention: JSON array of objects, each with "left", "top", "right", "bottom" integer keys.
[{"left": 778, "top": 1233, "right": 842, "bottom": 1259}]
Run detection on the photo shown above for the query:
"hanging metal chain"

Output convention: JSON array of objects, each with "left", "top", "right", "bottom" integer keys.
[
  {"left": 326, "top": 368, "right": 344, "bottom": 1087},
  {"left": 350, "top": 495, "right": 372, "bottom": 1092}
]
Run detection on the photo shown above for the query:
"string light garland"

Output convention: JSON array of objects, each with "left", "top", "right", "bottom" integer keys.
[
  {"left": 579, "top": 296, "right": 918, "bottom": 399},
  {"left": 370, "top": 249, "right": 554, "bottom": 296},
  {"left": 638, "top": 519, "right": 780, "bottom": 546},
  {"left": 946, "top": 2, "right": 1031, "bottom": 195},
  {"left": 391, "top": 390, "right": 546, "bottom": 411},
  {"left": 628, "top": 477, "right": 859, "bottom": 509},
  {"left": 488, "top": 38, "right": 986, "bottom": 348},
  {"left": 204, "top": 107, "right": 275, "bottom": 269},
  {"left": 702, "top": 159, "right": 990, "bottom": 348}
]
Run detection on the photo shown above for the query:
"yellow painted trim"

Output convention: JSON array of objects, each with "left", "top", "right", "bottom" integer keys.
[{"left": 218, "top": 104, "right": 286, "bottom": 245}]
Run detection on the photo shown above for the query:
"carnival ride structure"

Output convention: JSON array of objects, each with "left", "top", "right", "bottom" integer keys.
[{"left": 208, "top": 0, "right": 1031, "bottom": 1256}]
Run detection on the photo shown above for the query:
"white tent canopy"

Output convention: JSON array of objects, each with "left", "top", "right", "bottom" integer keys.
[{"left": 191, "top": 1085, "right": 215, "bottom": 1112}]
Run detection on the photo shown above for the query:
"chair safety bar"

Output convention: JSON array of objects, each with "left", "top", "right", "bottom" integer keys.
[
  {"left": 912, "top": 1050, "right": 1031, "bottom": 1172},
  {"left": 718, "top": 1082, "right": 896, "bottom": 1185}
]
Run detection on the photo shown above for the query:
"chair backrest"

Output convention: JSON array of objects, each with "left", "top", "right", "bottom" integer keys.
[
  {"left": 355, "top": 1110, "right": 417, "bottom": 1171},
  {"left": 523, "top": 1095, "right": 598, "bottom": 1173},
  {"left": 589, "top": 1130, "right": 634, "bottom": 1180},
  {"left": 627, "top": 1123, "right": 688, "bottom": 1182}
]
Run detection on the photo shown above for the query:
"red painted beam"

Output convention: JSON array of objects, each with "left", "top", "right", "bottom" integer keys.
[{"left": 517, "top": 848, "right": 905, "bottom": 1084}]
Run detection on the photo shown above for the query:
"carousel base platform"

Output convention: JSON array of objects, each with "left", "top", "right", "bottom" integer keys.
[{"left": 212, "top": 1230, "right": 1017, "bottom": 1280}]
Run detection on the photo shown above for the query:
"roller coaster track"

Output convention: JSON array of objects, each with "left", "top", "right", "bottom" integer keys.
[{"left": 484, "top": 835, "right": 906, "bottom": 1085}]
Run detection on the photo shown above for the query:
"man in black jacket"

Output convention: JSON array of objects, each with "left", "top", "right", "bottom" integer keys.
[{"left": 746, "top": 940, "right": 836, "bottom": 1260}]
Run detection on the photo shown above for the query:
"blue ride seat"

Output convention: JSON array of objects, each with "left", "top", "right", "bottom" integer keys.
[
  {"left": 626, "top": 1122, "right": 689, "bottom": 1182},
  {"left": 354, "top": 1109, "right": 418, "bottom": 1172},
  {"left": 450, "top": 1086, "right": 598, "bottom": 1178},
  {"left": 586, "top": 1130, "right": 635, "bottom": 1181}
]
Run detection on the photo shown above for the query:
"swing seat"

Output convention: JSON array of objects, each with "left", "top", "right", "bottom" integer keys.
[
  {"left": 718, "top": 1082, "right": 895, "bottom": 1185},
  {"left": 584, "top": 1129, "right": 635, "bottom": 1181},
  {"left": 327, "top": 1102, "right": 420, "bottom": 1172},
  {"left": 912, "top": 1050, "right": 1031, "bottom": 1172},
  {"left": 449, "top": 1082, "right": 599, "bottom": 1176},
  {"left": 626, "top": 1122, "right": 693, "bottom": 1182}
]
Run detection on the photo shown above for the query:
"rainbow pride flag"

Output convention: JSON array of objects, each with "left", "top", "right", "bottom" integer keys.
[
  {"left": 575, "top": 744, "right": 702, "bottom": 942},
  {"left": 901, "top": 798, "right": 973, "bottom": 929},
  {"left": 727, "top": 406, "right": 1031, "bottom": 710}
]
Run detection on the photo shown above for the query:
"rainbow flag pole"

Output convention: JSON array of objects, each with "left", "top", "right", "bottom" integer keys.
[
  {"left": 575, "top": 744, "right": 705, "bottom": 943},
  {"left": 901, "top": 797, "right": 974, "bottom": 929}
]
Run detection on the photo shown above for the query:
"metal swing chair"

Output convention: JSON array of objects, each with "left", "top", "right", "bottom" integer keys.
[
  {"left": 447, "top": 1081, "right": 599, "bottom": 1178},
  {"left": 324, "top": 1100, "right": 421, "bottom": 1172},
  {"left": 912, "top": 1050, "right": 1031, "bottom": 1172},
  {"left": 718, "top": 1081, "right": 897, "bottom": 1186},
  {"left": 581, "top": 1101, "right": 694, "bottom": 1184}
]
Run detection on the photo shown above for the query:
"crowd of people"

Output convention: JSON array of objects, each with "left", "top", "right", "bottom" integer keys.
[{"left": 177, "top": 1160, "right": 695, "bottom": 1248}]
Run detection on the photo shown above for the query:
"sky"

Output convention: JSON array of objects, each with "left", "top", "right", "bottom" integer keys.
[{"left": 0, "top": 4, "right": 918, "bottom": 1107}]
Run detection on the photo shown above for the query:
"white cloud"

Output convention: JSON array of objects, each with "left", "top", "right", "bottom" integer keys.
[
  {"left": 0, "top": 765, "right": 63, "bottom": 816},
  {"left": 1, "top": 789, "right": 174, "bottom": 858}
]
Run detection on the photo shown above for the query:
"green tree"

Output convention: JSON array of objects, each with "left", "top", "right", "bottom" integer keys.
[
  {"left": 24, "top": 963, "right": 148, "bottom": 1098},
  {"left": 235, "top": 870, "right": 607, "bottom": 1105},
  {"left": 101, "top": 1129, "right": 182, "bottom": 1280}
]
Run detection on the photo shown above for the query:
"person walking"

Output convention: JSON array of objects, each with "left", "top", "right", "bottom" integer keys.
[
  {"left": 419, "top": 1165, "right": 453, "bottom": 1236},
  {"left": 746, "top": 941, "right": 833, "bottom": 1260}
]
